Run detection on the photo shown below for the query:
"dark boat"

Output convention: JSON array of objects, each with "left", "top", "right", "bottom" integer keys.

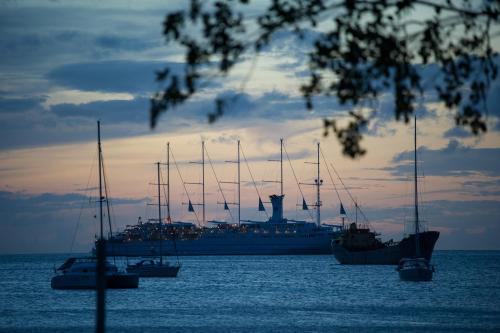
[
  {"left": 127, "top": 259, "right": 180, "bottom": 277},
  {"left": 397, "top": 257, "right": 434, "bottom": 281},
  {"left": 397, "top": 114, "right": 435, "bottom": 281},
  {"left": 332, "top": 115, "right": 439, "bottom": 265},
  {"left": 331, "top": 223, "right": 439, "bottom": 265}
]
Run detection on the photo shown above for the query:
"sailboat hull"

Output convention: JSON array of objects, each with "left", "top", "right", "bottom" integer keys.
[
  {"left": 332, "top": 231, "right": 439, "bottom": 265},
  {"left": 398, "top": 267, "right": 433, "bottom": 281},
  {"left": 51, "top": 273, "right": 139, "bottom": 290}
]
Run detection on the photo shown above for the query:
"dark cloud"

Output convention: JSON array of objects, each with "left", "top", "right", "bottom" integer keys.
[
  {"left": 0, "top": 107, "right": 147, "bottom": 151},
  {"left": 0, "top": 191, "right": 143, "bottom": 217},
  {"left": 51, "top": 97, "right": 149, "bottom": 123},
  {"left": 94, "top": 35, "right": 155, "bottom": 51},
  {"left": 386, "top": 139, "right": 500, "bottom": 177},
  {"left": 0, "top": 3, "right": 169, "bottom": 71},
  {"left": 0, "top": 88, "right": 344, "bottom": 152},
  {"left": 215, "top": 90, "right": 343, "bottom": 123},
  {"left": 486, "top": 79, "right": 500, "bottom": 117},
  {"left": 46, "top": 60, "right": 184, "bottom": 94},
  {"left": 443, "top": 126, "right": 474, "bottom": 138},
  {"left": 461, "top": 179, "right": 500, "bottom": 197},
  {"left": 0, "top": 191, "right": 146, "bottom": 253},
  {"left": 0, "top": 96, "right": 46, "bottom": 113}
]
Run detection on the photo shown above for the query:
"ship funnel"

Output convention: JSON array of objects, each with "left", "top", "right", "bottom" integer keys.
[{"left": 269, "top": 194, "right": 285, "bottom": 223}]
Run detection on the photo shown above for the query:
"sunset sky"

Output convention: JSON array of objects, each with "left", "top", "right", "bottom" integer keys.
[{"left": 1, "top": 1, "right": 499, "bottom": 254}]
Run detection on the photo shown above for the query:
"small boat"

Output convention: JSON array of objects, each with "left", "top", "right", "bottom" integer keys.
[
  {"left": 126, "top": 259, "right": 180, "bottom": 277},
  {"left": 397, "top": 257, "right": 434, "bottom": 282},
  {"left": 51, "top": 257, "right": 139, "bottom": 289},
  {"left": 397, "top": 115, "right": 435, "bottom": 282},
  {"left": 126, "top": 147, "right": 181, "bottom": 277},
  {"left": 51, "top": 121, "right": 139, "bottom": 290}
]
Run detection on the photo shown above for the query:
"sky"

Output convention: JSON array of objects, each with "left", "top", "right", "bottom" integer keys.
[{"left": 1, "top": 0, "right": 499, "bottom": 254}]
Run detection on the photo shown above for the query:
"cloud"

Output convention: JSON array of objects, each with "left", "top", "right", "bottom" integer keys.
[
  {"left": 51, "top": 97, "right": 149, "bottom": 124},
  {"left": 0, "top": 102, "right": 149, "bottom": 151},
  {"left": 0, "top": 191, "right": 145, "bottom": 254},
  {"left": 46, "top": 60, "right": 183, "bottom": 94},
  {"left": 461, "top": 179, "right": 500, "bottom": 196},
  {"left": 94, "top": 35, "right": 156, "bottom": 52},
  {"left": 0, "top": 191, "right": 143, "bottom": 216},
  {"left": 0, "top": 96, "right": 46, "bottom": 113},
  {"left": 486, "top": 79, "right": 500, "bottom": 117},
  {"left": 386, "top": 139, "right": 500, "bottom": 177},
  {"left": 0, "top": 88, "right": 325, "bottom": 151},
  {"left": 443, "top": 126, "right": 474, "bottom": 138},
  {"left": 0, "top": 2, "right": 169, "bottom": 72},
  {"left": 210, "top": 134, "right": 240, "bottom": 145}
]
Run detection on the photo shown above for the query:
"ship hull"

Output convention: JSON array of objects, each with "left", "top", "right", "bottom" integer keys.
[
  {"left": 106, "top": 233, "right": 335, "bottom": 256},
  {"left": 332, "top": 231, "right": 439, "bottom": 265},
  {"left": 51, "top": 273, "right": 139, "bottom": 290}
]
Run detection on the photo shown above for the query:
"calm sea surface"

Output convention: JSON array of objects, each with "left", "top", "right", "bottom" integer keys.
[{"left": 0, "top": 251, "right": 499, "bottom": 333}]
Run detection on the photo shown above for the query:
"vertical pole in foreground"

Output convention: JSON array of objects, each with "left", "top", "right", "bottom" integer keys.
[
  {"left": 96, "top": 121, "right": 105, "bottom": 333},
  {"left": 316, "top": 142, "right": 321, "bottom": 227},
  {"left": 237, "top": 140, "right": 241, "bottom": 227},
  {"left": 167, "top": 143, "right": 170, "bottom": 221},
  {"left": 202, "top": 141, "right": 205, "bottom": 225}
]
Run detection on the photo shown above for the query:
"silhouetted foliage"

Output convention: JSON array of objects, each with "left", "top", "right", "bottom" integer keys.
[{"left": 152, "top": 0, "right": 499, "bottom": 158}]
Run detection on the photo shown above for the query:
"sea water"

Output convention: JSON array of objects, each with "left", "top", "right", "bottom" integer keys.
[{"left": 0, "top": 251, "right": 499, "bottom": 332}]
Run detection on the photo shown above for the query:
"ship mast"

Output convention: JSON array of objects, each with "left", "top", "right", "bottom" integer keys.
[
  {"left": 96, "top": 120, "right": 105, "bottom": 333},
  {"left": 280, "top": 138, "right": 283, "bottom": 197},
  {"left": 186, "top": 141, "right": 205, "bottom": 226},
  {"left": 414, "top": 114, "right": 421, "bottom": 258},
  {"left": 316, "top": 142, "right": 321, "bottom": 227},
  {"left": 97, "top": 121, "right": 103, "bottom": 239}
]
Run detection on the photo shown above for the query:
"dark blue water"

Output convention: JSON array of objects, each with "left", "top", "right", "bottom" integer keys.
[{"left": 0, "top": 251, "right": 499, "bottom": 333}]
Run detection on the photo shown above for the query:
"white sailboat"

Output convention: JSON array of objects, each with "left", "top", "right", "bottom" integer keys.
[
  {"left": 126, "top": 144, "right": 181, "bottom": 277},
  {"left": 51, "top": 121, "right": 139, "bottom": 289},
  {"left": 397, "top": 115, "right": 435, "bottom": 282}
]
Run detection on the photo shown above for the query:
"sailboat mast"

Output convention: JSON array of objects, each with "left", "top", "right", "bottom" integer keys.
[
  {"left": 97, "top": 121, "right": 103, "bottom": 240},
  {"left": 157, "top": 162, "right": 163, "bottom": 264},
  {"left": 96, "top": 120, "right": 105, "bottom": 333},
  {"left": 316, "top": 142, "right": 321, "bottom": 227},
  {"left": 202, "top": 140, "right": 205, "bottom": 225},
  {"left": 280, "top": 138, "right": 283, "bottom": 197},
  {"left": 238, "top": 140, "right": 241, "bottom": 227},
  {"left": 414, "top": 115, "right": 421, "bottom": 257}
]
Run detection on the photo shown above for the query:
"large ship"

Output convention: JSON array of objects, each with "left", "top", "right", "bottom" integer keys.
[
  {"left": 105, "top": 140, "right": 343, "bottom": 256},
  {"left": 107, "top": 194, "right": 340, "bottom": 256},
  {"left": 331, "top": 223, "right": 439, "bottom": 264}
]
